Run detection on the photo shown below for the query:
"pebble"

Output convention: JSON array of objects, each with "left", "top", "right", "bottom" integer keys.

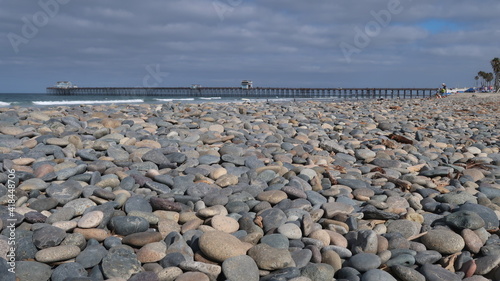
[
  {"left": 474, "top": 254, "right": 500, "bottom": 275},
  {"left": 122, "top": 232, "right": 163, "bottom": 247},
  {"left": 137, "top": 241, "right": 167, "bottom": 263},
  {"left": 15, "top": 261, "right": 53, "bottom": 281},
  {"left": 421, "top": 229, "right": 465, "bottom": 254},
  {"left": 349, "top": 253, "right": 381, "bottom": 272},
  {"left": 75, "top": 243, "right": 108, "bottom": 268},
  {"left": 108, "top": 216, "right": 150, "bottom": 235},
  {"left": 32, "top": 225, "right": 67, "bottom": 249},
  {"left": 210, "top": 215, "right": 239, "bottom": 233},
  {"left": 222, "top": 255, "right": 260, "bottom": 281},
  {"left": 198, "top": 231, "right": 249, "bottom": 262},
  {"left": 278, "top": 223, "right": 303, "bottom": 240},
  {"left": 77, "top": 210, "right": 104, "bottom": 228},
  {"left": 459, "top": 203, "right": 500, "bottom": 230},
  {"left": 35, "top": 245, "right": 81, "bottom": 263},
  {"left": 101, "top": 246, "right": 143, "bottom": 279},
  {"left": 300, "top": 263, "right": 335, "bottom": 281},
  {"left": 248, "top": 243, "right": 296, "bottom": 270},
  {"left": 391, "top": 265, "right": 425, "bottom": 281},
  {"left": 419, "top": 263, "right": 462, "bottom": 281},
  {"left": 51, "top": 262, "right": 88, "bottom": 281},
  {"left": 445, "top": 210, "right": 485, "bottom": 230}
]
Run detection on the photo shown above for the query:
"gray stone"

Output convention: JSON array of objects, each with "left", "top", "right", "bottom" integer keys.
[
  {"left": 391, "top": 265, "right": 425, "bottom": 281},
  {"left": 260, "top": 233, "right": 289, "bottom": 249},
  {"left": 142, "top": 149, "right": 170, "bottom": 165},
  {"left": 108, "top": 216, "right": 149, "bottom": 236},
  {"left": 445, "top": 210, "right": 485, "bottom": 230},
  {"left": 15, "top": 231, "right": 38, "bottom": 260},
  {"left": 385, "top": 254, "right": 415, "bottom": 267},
  {"left": 33, "top": 225, "right": 67, "bottom": 249},
  {"left": 28, "top": 197, "right": 59, "bottom": 212},
  {"left": 248, "top": 243, "right": 295, "bottom": 271},
  {"left": 51, "top": 262, "right": 88, "bottom": 281},
  {"left": 46, "top": 207, "right": 76, "bottom": 224},
  {"left": 129, "top": 271, "right": 160, "bottom": 281},
  {"left": 419, "top": 263, "right": 461, "bottom": 281},
  {"left": 102, "top": 246, "right": 142, "bottom": 279},
  {"left": 291, "top": 249, "right": 312, "bottom": 268},
  {"left": 474, "top": 254, "right": 500, "bottom": 275},
  {"left": 459, "top": 203, "right": 499, "bottom": 230},
  {"left": 64, "top": 198, "right": 96, "bottom": 216},
  {"left": 387, "top": 220, "right": 421, "bottom": 239},
  {"left": 222, "top": 255, "right": 259, "bottom": 281},
  {"left": 76, "top": 244, "right": 108, "bottom": 268},
  {"left": 125, "top": 195, "right": 153, "bottom": 213},
  {"left": 361, "top": 269, "right": 397, "bottom": 281},
  {"left": 15, "top": 261, "right": 52, "bottom": 281},
  {"left": 420, "top": 229, "right": 465, "bottom": 255},
  {"left": 300, "top": 263, "right": 335, "bottom": 281},
  {"left": 349, "top": 253, "right": 381, "bottom": 272},
  {"left": 46, "top": 180, "right": 83, "bottom": 204},
  {"left": 259, "top": 208, "right": 287, "bottom": 232}
]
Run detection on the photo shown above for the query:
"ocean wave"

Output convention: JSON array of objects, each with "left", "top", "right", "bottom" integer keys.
[
  {"left": 200, "top": 97, "right": 222, "bottom": 100},
  {"left": 155, "top": 98, "right": 195, "bottom": 102},
  {"left": 32, "top": 99, "right": 144, "bottom": 105},
  {"left": 0, "top": 101, "right": 11, "bottom": 106}
]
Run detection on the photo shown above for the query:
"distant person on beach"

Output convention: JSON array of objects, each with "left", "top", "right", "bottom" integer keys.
[{"left": 436, "top": 83, "right": 446, "bottom": 98}]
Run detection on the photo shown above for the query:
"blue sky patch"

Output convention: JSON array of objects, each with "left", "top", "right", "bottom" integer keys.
[{"left": 418, "top": 19, "right": 462, "bottom": 34}]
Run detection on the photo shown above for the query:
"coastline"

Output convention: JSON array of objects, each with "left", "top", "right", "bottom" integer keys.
[{"left": 1, "top": 95, "right": 499, "bottom": 280}]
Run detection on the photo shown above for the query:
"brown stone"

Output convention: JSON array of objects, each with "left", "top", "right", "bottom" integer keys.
[
  {"left": 199, "top": 231, "right": 249, "bottom": 262},
  {"left": 175, "top": 272, "right": 210, "bottom": 281},
  {"left": 210, "top": 215, "right": 239, "bottom": 233},
  {"left": 150, "top": 197, "right": 183, "bottom": 211},
  {"left": 122, "top": 232, "right": 163, "bottom": 247},
  {"left": 34, "top": 164, "right": 54, "bottom": 178},
  {"left": 158, "top": 219, "right": 181, "bottom": 238},
  {"left": 257, "top": 190, "right": 288, "bottom": 204},
  {"left": 137, "top": 242, "right": 167, "bottom": 263},
  {"left": 461, "top": 229, "right": 483, "bottom": 254},
  {"left": 73, "top": 228, "right": 110, "bottom": 241}
]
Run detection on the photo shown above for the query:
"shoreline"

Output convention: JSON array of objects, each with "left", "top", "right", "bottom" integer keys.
[{"left": 1, "top": 94, "right": 499, "bottom": 280}]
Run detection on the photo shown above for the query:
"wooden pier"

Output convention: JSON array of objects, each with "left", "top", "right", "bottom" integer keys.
[{"left": 46, "top": 87, "right": 437, "bottom": 100}]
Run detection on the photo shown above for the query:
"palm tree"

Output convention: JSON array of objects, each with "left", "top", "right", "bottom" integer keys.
[
  {"left": 491, "top": 57, "right": 500, "bottom": 91},
  {"left": 474, "top": 75, "right": 479, "bottom": 88},
  {"left": 478, "top": 71, "right": 487, "bottom": 87},
  {"left": 486, "top": 73, "right": 494, "bottom": 90}
]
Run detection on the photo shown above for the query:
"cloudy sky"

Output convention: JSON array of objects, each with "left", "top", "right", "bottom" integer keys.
[{"left": 1, "top": 0, "right": 499, "bottom": 93}]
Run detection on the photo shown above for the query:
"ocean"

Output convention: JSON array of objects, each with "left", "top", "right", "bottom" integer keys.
[
  {"left": 0, "top": 93, "right": 294, "bottom": 108},
  {"left": 0, "top": 93, "right": 340, "bottom": 108}
]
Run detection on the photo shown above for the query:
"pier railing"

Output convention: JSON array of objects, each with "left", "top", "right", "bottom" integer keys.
[{"left": 46, "top": 87, "right": 437, "bottom": 99}]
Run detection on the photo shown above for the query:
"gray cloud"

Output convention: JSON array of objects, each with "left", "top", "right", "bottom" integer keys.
[{"left": 1, "top": 0, "right": 499, "bottom": 92}]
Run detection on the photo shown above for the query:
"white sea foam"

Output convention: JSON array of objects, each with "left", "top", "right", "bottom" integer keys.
[
  {"left": 155, "top": 98, "right": 195, "bottom": 102},
  {"left": 32, "top": 99, "right": 144, "bottom": 105},
  {"left": 200, "top": 97, "right": 222, "bottom": 100},
  {"left": 0, "top": 101, "right": 11, "bottom": 106}
]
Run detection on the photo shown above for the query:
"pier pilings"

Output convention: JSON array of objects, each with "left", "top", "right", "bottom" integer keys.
[{"left": 46, "top": 87, "right": 437, "bottom": 100}]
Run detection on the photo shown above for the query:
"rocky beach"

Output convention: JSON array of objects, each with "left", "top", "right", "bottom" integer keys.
[{"left": 1, "top": 93, "right": 499, "bottom": 281}]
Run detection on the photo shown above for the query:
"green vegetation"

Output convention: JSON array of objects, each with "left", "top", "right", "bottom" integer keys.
[{"left": 477, "top": 57, "right": 500, "bottom": 91}]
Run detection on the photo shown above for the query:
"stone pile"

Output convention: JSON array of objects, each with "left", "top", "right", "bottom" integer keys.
[{"left": 0, "top": 95, "right": 499, "bottom": 281}]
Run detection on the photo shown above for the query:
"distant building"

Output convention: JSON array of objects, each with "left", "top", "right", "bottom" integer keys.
[
  {"left": 191, "top": 84, "right": 201, "bottom": 89},
  {"left": 241, "top": 80, "right": 253, "bottom": 89},
  {"left": 55, "top": 81, "right": 76, "bottom": 88}
]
